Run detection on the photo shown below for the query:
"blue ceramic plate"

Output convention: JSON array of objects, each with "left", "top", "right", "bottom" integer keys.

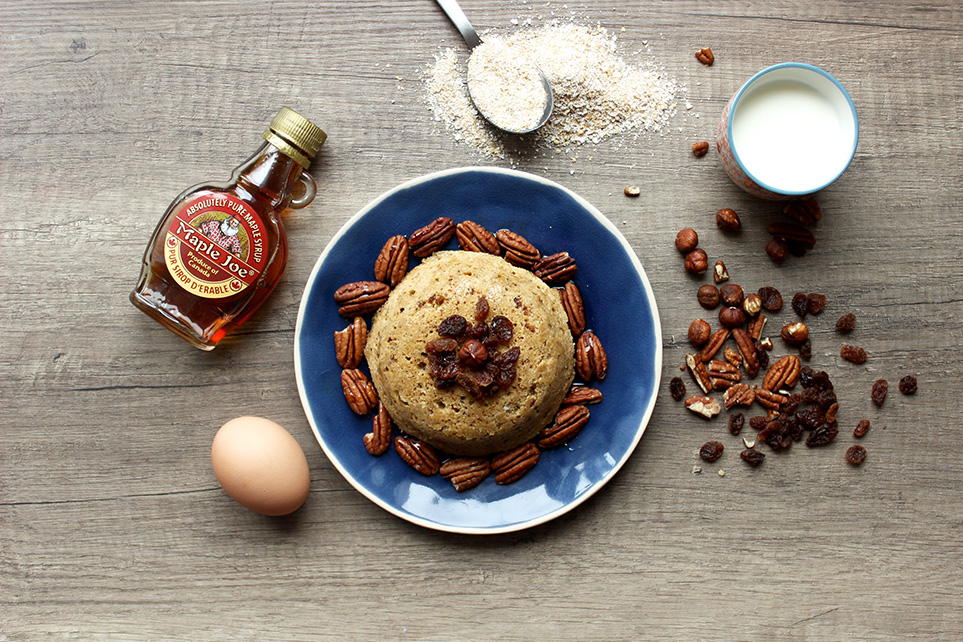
[{"left": 294, "top": 167, "right": 661, "bottom": 534}]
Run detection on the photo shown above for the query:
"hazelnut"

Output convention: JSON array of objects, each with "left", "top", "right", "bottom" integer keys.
[
  {"left": 719, "top": 306, "right": 746, "bottom": 328},
  {"left": 675, "top": 228, "right": 699, "bottom": 254},
  {"left": 715, "top": 208, "right": 742, "bottom": 232},
  {"left": 713, "top": 260, "right": 729, "bottom": 283},
  {"left": 684, "top": 249, "right": 709, "bottom": 275},
  {"left": 697, "top": 285, "right": 720, "bottom": 309},
  {"left": 743, "top": 293, "right": 762, "bottom": 317},
  {"left": 688, "top": 319, "right": 712, "bottom": 347},
  {"left": 781, "top": 322, "right": 809, "bottom": 346},
  {"left": 766, "top": 238, "right": 789, "bottom": 262},
  {"left": 719, "top": 283, "right": 745, "bottom": 307},
  {"left": 458, "top": 339, "right": 488, "bottom": 365}
]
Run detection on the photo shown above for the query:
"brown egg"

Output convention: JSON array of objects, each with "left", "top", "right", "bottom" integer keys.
[{"left": 211, "top": 416, "right": 311, "bottom": 516}]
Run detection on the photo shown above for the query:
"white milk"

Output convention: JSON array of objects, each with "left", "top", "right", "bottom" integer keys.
[{"left": 732, "top": 79, "right": 853, "bottom": 193}]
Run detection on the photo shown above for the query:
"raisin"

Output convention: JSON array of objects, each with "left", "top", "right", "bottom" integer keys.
[
  {"left": 787, "top": 416, "right": 804, "bottom": 442},
  {"left": 800, "top": 367, "right": 833, "bottom": 391},
  {"left": 796, "top": 408, "right": 824, "bottom": 429},
  {"left": 426, "top": 337, "right": 458, "bottom": 354},
  {"left": 840, "top": 345, "right": 868, "bottom": 364},
  {"left": 757, "top": 286, "right": 783, "bottom": 311},
  {"left": 749, "top": 415, "right": 770, "bottom": 430},
  {"left": 799, "top": 338, "right": 812, "bottom": 361},
  {"left": 740, "top": 449, "right": 766, "bottom": 467},
  {"left": 782, "top": 394, "right": 803, "bottom": 415},
  {"left": 846, "top": 444, "right": 867, "bottom": 465},
  {"left": 455, "top": 371, "right": 483, "bottom": 398},
  {"left": 835, "top": 312, "right": 856, "bottom": 332},
  {"left": 806, "top": 292, "right": 827, "bottom": 315},
  {"left": 669, "top": 377, "right": 686, "bottom": 401},
  {"left": 699, "top": 441, "right": 725, "bottom": 462},
  {"left": 816, "top": 389, "right": 838, "bottom": 411},
  {"left": 495, "top": 346, "right": 520, "bottom": 369},
  {"left": 438, "top": 315, "right": 468, "bottom": 337},
  {"left": 871, "top": 379, "right": 888, "bottom": 406},
  {"left": 495, "top": 368, "right": 516, "bottom": 388},
  {"left": 489, "top": 315, "right": 514, "bottom": 344},
  {"left": 728, "top": 412, "right": 745, "bottom": 435},
  {"left": 791, "top": 292, "right": 808, "bottom": 318},
  {"left": 472, "top": 369, "right": 494, "bottom": 388},
  {"left": 899, "top": 375, "right": 918, "bottom": 395},
  {"left": 474, "top": 297, "right": 490, "bottom": 322},
  {"left": 806, "top": 423, "right": 839, "bottom": 447},
  {"left": 854, "top": 419, "right": 871, "bottom": 438},
  {"left": 471, "top": 321, "right": 490, "bottom": 342}
]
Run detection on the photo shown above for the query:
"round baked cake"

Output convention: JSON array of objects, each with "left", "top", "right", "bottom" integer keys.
[{"left": 365, "top": 251, "right": 575, "bottom": 456}]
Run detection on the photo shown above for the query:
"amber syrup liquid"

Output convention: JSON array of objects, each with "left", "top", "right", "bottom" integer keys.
[{"left": 131, "top": 144, "right": 301, "bottom": 350}]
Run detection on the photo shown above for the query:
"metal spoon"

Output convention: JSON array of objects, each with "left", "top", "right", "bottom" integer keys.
[{"left": 434, "top": 0, "right": 553, "bottom": 134}]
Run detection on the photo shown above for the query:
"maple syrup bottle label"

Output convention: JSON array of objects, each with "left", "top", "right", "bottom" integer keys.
[{"left": 163, "top": 194, "right": 268, "bottom": 299}]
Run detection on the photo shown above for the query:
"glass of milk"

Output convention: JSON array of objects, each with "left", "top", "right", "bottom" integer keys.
[{"left": 716, "top": 63, "right": 858, "bottom": 200}]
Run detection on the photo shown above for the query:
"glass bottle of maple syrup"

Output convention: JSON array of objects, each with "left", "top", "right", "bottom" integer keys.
[{"left": 130, "top": 107, "right": 326, "bottom": 350}]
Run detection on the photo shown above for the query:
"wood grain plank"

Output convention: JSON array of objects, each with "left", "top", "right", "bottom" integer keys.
[{"left": 2, "top": 1, "right": 962, "bottom": 639}]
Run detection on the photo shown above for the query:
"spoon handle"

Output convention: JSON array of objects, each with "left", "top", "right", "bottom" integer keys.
[{"left": 435, "top": 0, "right": 482, "bottom": 49}]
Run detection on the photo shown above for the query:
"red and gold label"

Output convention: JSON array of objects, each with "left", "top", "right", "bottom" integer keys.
[{"left": 163, "top": 194, "right": 266, "bottom": 299}]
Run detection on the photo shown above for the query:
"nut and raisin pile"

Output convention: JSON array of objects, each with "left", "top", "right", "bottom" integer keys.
[
  {"left": 332, "top": 217, "right": 609, "bottom": 492},
  {"left": 426, "top": 297, "right": 519, "bottom": 398},
  {"left": 670, "top": 197, "right": 918, "bottom": 470}
]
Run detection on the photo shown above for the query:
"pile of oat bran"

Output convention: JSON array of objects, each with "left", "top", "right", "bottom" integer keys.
[{"left": 424, "top": 21, "right": 679, "bottom": 160}]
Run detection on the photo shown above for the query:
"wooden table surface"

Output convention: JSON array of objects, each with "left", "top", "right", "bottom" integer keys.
[{"left": 3, "top": 1, "right": 961, "bottom": 639}]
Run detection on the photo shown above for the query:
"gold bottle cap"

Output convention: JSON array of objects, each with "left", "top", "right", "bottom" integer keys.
[{"left": 262, "top": 106, "right": 327, "bottom": 169}]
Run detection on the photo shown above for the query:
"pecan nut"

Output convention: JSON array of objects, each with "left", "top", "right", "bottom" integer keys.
[
  {"left": 363, "top": 402, "right": 393, "bottom": 456},
  {"left": 334, "top": 281, "right": 390, "bottom": 317},
  {"left": 455, "top": 220, "right": 499, "bottom": 254},
  {"left": 695, "top": 47, "right": 714, "bottom": 65},
  {"left": 409, "top": 216, "right": 456, "bottom": 258},
  {"left": 767, "top": 222, "right": 816, "bottom": 248},
  {"left": 692, "top": 141, "right": 710, "bottom": 156},
  {"left": 576, "top": 331, "right": 608, "bottom": 381},
  {"left": 533, "top": 251, "right": 577, "bottom": 285},
  {"left": 334, "top": 316, "right": 367, "bottom": 369},
  {"left": 496, "top": 230, "right": 541, "bottom": 268},
  {"left": 754, "top": 388, "right": 787, "bottom": 411},
  {"left": 562, "top": 384, "right": 603, "bottom": 406},
  {"left": 394, "top": 435, "right": 441, "bottom": 476},
  {"left": 747, "top": 313, "right": 767, "bottom": 341},
  {"left": 708, "top": 359, "right": 742, "bottom": 390},
  {"left": 559, "top": 282, "right": 586, "bottom": 337},
  {"left": 723, "top": 383, "right": 755, "bottom": 409},
  {"left": 699, "top": 328, "right": 730, "bottom": 362},
  {"left": 341, "top": 368, "right": 378, "bottom": 415},
  {"left": 732, "top": 328, "right": 759, "bottom": 378},
  {"left": 492, "top": 442, "right": 540, "bottom": 484},
  {"left": 538, "top": 405, "right": 590, "bottom": 449},
  {"left": 724, "top": 346, "right": 742, "bottom": 368},
  {"left": 373, "top": 234, "right": 409, "bottom": 287},
  {"left": 783, "top": 196, "right": 822, "bottom": 225},
  {"left": 762, "top": 355, "right": 801, "bottom": 391},
  {"left": 686, "top": 352, "right": 712, "bottom": 394},
  {"left": 440, "top": 457, "right": 491, "bottom": 491},
  {"left": 685, "top": 395, "right": 721, "bottom": 419}
]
